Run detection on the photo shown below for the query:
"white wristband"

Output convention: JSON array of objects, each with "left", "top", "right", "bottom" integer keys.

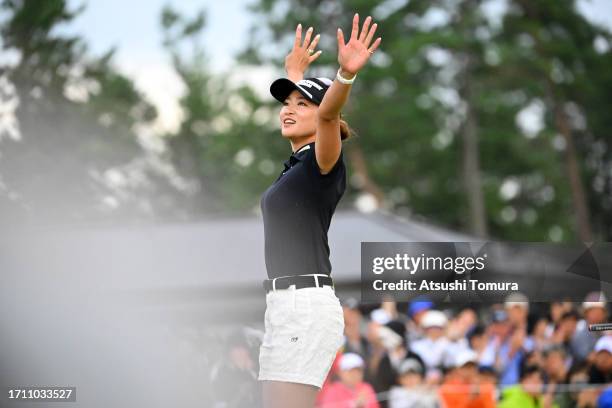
[{"left": 336, "top": 68, "right": 357, "bottom": 85}]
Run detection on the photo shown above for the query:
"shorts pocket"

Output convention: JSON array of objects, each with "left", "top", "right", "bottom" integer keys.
[{"left": 268, "top": 300, "right": 293, "bottom": 328}]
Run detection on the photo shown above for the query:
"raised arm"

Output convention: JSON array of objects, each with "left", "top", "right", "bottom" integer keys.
[
  {"left": 315, "top": 13, "right": 382, "bottom": 174},
  {"left": 285, "top": 24, "right": 322, "bottom": 82}
]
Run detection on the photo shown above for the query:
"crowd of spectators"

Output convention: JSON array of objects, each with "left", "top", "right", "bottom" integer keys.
[{"left": 316, "top": 292, "right": 611, "bottom": 408}]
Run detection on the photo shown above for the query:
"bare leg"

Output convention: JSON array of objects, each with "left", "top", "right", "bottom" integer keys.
[{"left": 262, "top": 380, "right": 320, "bottom": 408}]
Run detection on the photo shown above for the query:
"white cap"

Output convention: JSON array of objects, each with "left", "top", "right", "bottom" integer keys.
[
  {"left": 504, "top": 292, "right": 530, "bottom": 310},
  {"left": 454, "top": 349, "right": 479, "bottom": 367},
  {"left": 339, "top": 352, "right": 365, "bottom": 371},
  {"left": 583, "top": 292, "right": 608, "bottom": 311},
  {"left": 398, "top": 358, "right": 424, "bottom": 375},
  {"left": 421, "top": 310, "right": 448, "bottom": 329},
  {"left": 594, "top": 336, "right": 612, "bottom": 354},
  {"left": 370, "top": 308, "right": 392, "bottom": 325}
]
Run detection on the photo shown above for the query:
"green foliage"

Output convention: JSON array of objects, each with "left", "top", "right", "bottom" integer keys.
[{"left": 0, "top": 0, "right": 175, "bottom": 225}]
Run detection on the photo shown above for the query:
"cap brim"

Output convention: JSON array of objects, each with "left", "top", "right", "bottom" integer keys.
[{"left": 270, "top": 78, "right": 319, "bottom": 104}]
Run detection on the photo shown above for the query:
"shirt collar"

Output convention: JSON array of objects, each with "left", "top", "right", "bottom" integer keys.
[
  {"left": 283, "top": 142, "right": 314, "bottom": 171},
  {"left": 294, "top": 142, "right": 314, "bottom": 157}
]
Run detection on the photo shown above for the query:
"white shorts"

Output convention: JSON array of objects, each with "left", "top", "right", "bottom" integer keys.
[{"left": 258, "top": 283, "right": 345, "bottom": 388}]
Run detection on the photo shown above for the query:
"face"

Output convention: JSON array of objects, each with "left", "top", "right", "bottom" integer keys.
[
  {"left": 594, "top": 351, "right": 612, "bottom": 372},
  {"left": 480, "top": 372, "right": 497, "bottom": 385},
  {"left": 545, "top": 351, "right": 566, "bottom": 376},
  {"left": 279, "top": 90, "right": 318, "bottom": 139},
  {"left": 559, "top": 317, "right": 577, "bottom": 337},
  {"left": 550, "top": 302, "right": 564, "bottom": 322},
  {"left": 339, "top": 367, "right": 364, "bottom": 387},
  {"left": 507, "top": 305, "right": 528, "bottom": 326},
  {"left": 457, "top": 363, "right": 479, "bottom": 382},
  {"left": 491, "top": 320, "right": 511, "bottom": 337},
  {"left": 425, "top": 326, "right": 444, "bottom": 340},
  {"left": 533, "top": 318, "right": 548, "bottom": 338},
  {"left": 521, "top": 372, "right": 543, "bottom": 397},
  {"left": 470, "top": 333, "right": 487, "bottom": 351},
  {"left": 398, "top": 372, "right": 423, "bottom": 388},
  {"left": 584, "top": 307, "right": 607, "bottom": 325}
]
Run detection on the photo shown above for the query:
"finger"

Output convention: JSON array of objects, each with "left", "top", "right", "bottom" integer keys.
[
  {"left": 294, "top": 23, "right": 302, "bottom": 49},
  {"left": 307, "top": 33, "right": 321, "bottom": 52},
  {"left": 359, "top": 16, "right": 372, "bottom": 42},
  {"left": 364, "top": 23, "right": 378, "bottom": 48},
  {"left": 337, "top": 28, "right": 345, "bottom": 49},
  {"left": 309, "top": 50, "right": 323, "bottom": 62},
  {"left": 302, "top": 26, "right": 313, "bottom": 49},
  {"left": 350, "top": 13, "right": 359, "bottom": 40},
  {"left": 368, "top": 37, "right": 382, "bottom": 54}
]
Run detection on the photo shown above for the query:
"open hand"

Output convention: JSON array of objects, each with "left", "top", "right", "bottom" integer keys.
[
  {"left": 337, "top": 14, "right": 382, "bottom": 76},
  {"left": 285, "top": 24, "right": 322, "bottom": 79}
]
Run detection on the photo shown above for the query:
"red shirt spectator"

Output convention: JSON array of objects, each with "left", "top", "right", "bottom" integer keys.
[
  {"left": 319, "top": 353, "right": 380, "bottom": 408},
  {"left": 319, "top": 381, "right": 380, "bottom": 408}
]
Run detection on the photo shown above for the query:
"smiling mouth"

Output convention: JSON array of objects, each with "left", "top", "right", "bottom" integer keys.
[{"left": 282, "top": 119, "right": 296, "bottom": 126}]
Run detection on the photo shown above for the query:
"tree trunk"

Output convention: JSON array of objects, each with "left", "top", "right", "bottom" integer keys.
[
  {"left": 459, "top": 54, "right": 488, "bottom": 238},
  {"left": 554, "top": 103, "right": 593, "bottom": 241}
]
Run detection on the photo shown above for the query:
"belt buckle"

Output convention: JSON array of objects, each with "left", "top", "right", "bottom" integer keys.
[{"left": 272, "top": 277, "right": 279, "bottom": 291}]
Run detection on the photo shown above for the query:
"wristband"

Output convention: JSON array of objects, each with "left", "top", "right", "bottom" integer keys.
[{"left": 336, "top": 68, "right": 357, "bottom": 84}]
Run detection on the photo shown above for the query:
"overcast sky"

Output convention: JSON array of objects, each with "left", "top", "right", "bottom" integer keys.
[{"left": 65, "top": 0, "right": 612, "bottom": 134}]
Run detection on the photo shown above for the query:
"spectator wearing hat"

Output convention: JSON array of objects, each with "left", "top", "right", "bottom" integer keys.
[
  {"left": 388, "top": 358, "right": 440, "bottom": 408},
  {"left": 499, "top": 364, "right": 559, "bottom": 408},
  {"left": 438, "top": 350, "right": 496, "bottom": 408},
  {"left": 319, "top": 353, "right": 380, "bottom": 408},
  {"left": 405, "top": 297, "right": 434, "bottom": 343},
  {"left": 571, "top": 292, "right": 609, "bottom": 363},
  {"left": 505, "top": 292, "right": 530, "bottom": 329},
  {"left": 410, "top": 310, "right": 451, "bottom": 384}
]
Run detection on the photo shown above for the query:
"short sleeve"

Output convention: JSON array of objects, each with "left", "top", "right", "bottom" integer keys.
[{"left": 310, "top": 149, "right": 344, "bottom": 178}]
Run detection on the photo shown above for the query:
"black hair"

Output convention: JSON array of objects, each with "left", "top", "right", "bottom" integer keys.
[{"left": 519, "top": 362, "right": 542, "bottom": 381}]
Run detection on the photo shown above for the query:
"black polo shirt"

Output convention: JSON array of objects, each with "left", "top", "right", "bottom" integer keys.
[{"left": 260, "top": 142, "right": 346, "bottom": 279}]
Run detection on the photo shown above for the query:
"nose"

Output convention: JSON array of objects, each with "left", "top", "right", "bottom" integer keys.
[{"left": 280, "top": 104, "right": 294, "bottom": 115}]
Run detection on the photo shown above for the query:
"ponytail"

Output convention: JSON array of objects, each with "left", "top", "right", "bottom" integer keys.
[{"left": 339, "top": 114, "right": 355, "bottom": 141}]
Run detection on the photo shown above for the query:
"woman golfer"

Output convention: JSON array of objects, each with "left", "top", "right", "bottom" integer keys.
[{"left": 258, "top": 13, "right": 382, "bottom": 408}]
